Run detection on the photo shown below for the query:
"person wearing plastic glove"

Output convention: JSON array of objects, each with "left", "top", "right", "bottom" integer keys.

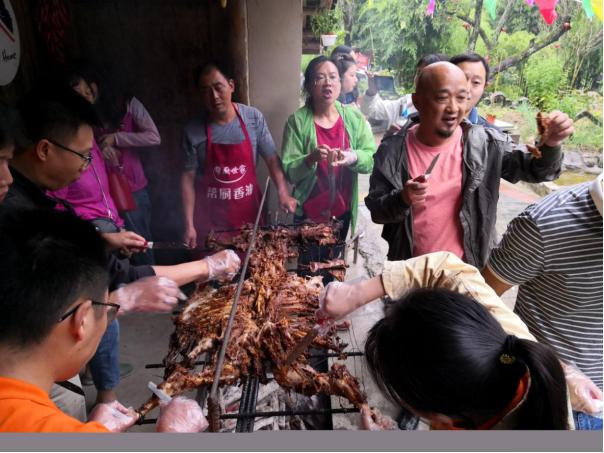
[
  {"left": 318, "top": 252, "right": 576, "bottom": 430},
  {"left": 111, "top": 249, "right": 241, "bottom": 313},
  {"left": 156, "top": 396, "right": 209, "bottom": 433},
  {"left": 89, "top": 248, "right": 241, "bottom": 406}
]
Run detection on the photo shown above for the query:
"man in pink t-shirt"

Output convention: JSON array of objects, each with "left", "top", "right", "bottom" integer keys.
[{"left": 366, "top": 62, "right": 574, "bottom": 268}]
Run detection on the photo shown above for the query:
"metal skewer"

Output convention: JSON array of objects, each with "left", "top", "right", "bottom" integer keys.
[{"left": 207, "top": 177, "right": 271, "bottom": 432}]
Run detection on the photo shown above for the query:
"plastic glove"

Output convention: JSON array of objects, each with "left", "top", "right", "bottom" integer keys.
[
  {"left": 204, "top": 249, "right": 241, "bottom": 282},
  {"left": 88, "top": 400, "right": 138, "bottom": 432},
  {"left": 333, "top": 150, "right": 358, "bottom": 167},
  {"left": 359, "top": 404, "right": 398, "bottom": 431},
  {"left": 316, "top": 278, "right": 367, "bottom": 322},
  {"left": 111, "top": 276, "right": 186, "bottom": 314},
  {"left": 564, "top": 362, "right": 603, "bottom": 416},
  {"left": 156, "top": 396, "right": 209, "bottom": 433}
]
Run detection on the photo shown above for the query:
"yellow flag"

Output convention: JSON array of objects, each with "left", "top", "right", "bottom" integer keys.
[{"left": 592, "top": 0, "right": 603, "bottom": 21}]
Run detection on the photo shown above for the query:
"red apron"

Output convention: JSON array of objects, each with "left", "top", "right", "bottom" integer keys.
[{"left": 193, "top": 105, "right": 262, "bottom": 247}]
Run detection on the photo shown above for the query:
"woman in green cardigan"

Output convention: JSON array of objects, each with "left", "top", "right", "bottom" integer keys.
[{"left": 281, "top": 56, "right": 376, "bottom": 263}]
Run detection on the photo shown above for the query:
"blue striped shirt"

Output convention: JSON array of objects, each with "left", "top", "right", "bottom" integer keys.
[{"left": 487, "top": 176, "right": 603, "bottom": 388}]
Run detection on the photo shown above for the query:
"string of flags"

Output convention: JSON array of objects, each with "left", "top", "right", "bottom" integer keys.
[{"left": 425, "top": 0, "right": 602, "bottom": 23}]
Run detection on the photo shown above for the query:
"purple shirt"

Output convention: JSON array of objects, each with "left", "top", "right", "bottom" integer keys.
[{"left": 49, "top": 141, "right": 124, "bottom": 227}]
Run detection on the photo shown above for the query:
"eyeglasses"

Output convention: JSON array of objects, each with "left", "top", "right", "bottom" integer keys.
[
  {"left": 58, "top": 300, "right": 121, "bottom": 323},
  {"left": 314, "top": 75, "right": 340, "bottom": 86},
  {"left": 47, "top": 139, "right": 93, "bottom": 171}
]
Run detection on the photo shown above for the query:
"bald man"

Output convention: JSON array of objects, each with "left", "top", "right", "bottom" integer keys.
[{"left": 365, "top": 62, "right": 573, "bottom": 268}]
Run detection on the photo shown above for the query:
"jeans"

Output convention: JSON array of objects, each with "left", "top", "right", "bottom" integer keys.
[
  {"left": 123, "top": 187, "right": 154, "bottom": 265},
  {"left": 573, "top": 411, "right": 603, "bottom": 430},
  {"left": 88, "top": 319, "right": 120, "bottom": 391}
]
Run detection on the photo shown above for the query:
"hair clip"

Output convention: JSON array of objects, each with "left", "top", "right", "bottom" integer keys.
[{"left": 499, "top": 353, "right": 516, "bottom": 365}]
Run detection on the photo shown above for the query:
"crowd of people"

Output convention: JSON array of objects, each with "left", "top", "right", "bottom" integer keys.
[{"left": 0, "top": 42, "right": 600, "bottom": 434}]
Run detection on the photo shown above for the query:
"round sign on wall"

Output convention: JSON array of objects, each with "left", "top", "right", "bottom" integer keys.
[{"left": 0, "top": 0, "right": 19, "bottom": 86}]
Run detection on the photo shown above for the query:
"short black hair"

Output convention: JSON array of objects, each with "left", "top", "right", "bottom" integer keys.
[
  {"left": 16, "top": 83, "right": 99, "bottom": 154},
  {"left": 450, "top": 52, "right": 490, "bottom": 82},
  {"left": 193, "top": 60, "right": 235, "bottom": 86},
  {"left": 333, "top": 53, "right": 356, "bottom": 78},
  {"left": 331, "top": 45, "right": 353, "bottom": 59},
  {"left": 416, "top": 53, "right": 448, "bottom": 69},
  {"left": 0, "top": 103, "right": 25, "bottom": 150},
  {"left": 0, "top": 208, "right": 109, "bottom": 348}
]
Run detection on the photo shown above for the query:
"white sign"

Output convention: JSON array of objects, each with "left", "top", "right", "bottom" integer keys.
[{"left": 0, "top": 0, "right": 19, "bottom": 86}]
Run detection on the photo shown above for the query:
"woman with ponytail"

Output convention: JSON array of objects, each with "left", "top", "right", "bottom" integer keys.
[{"left": 317, "top": 252, "right": 573, "bottom": 430}]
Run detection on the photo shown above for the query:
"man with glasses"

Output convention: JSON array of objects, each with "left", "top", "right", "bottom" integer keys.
[
  {"left": 2, "top": 84, "right": 241, "bottom": 418},
  {"left": 0, "top": 208, "right": 208, "bottom": 432}
]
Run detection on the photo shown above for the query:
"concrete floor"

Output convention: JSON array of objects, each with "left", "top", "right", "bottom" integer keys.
[{"left": 85, "top": 175, "right": 541, "bottom": 431}]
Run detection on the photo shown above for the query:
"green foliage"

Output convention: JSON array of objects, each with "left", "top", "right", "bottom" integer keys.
[
  {"left": 524, "top": 49, "right": 565, "bottom": 111},
  {"left": 301, "top": 54, "right": 319, "bottom": 74},
  {"left": 311, "top": 9, "right": 342, "bottom": 36}
]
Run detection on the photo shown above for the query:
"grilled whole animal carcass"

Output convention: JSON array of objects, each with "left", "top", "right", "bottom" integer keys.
[{"left": 137, "top": 223, "right": 367, "bottom": 420}]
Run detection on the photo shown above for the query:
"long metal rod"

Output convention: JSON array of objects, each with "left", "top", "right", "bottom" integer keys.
[
  {"left": 138, "top": 407, "right": 360, "bottom": 425},
  {"left": 144, "top": 351, "right": 364, "bottom": 369},
  {"left": 207, "top": 177, "right": 271, "bottom": 429}
]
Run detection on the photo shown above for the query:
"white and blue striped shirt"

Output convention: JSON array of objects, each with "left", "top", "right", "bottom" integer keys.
[{"left": 488, "top": 175, "right": 603, "bottom": 388}]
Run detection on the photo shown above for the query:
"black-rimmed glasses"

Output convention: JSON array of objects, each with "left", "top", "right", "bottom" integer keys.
[
  {"left": 47, "top": 138, "right": 93, "bottom": 171},
  {"left": 58, "top": 300, "right": 120, "bottom": 323}
]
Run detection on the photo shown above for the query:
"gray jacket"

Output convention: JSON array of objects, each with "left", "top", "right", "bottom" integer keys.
[{"left": 365, "top": 119, "right": 563, "bottom": 268}]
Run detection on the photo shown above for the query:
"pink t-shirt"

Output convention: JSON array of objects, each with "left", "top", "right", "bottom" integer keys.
[{"left": 406, "top": 124, "right": 465, "bottom": 259}]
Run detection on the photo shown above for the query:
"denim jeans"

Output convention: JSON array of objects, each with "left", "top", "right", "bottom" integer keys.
[
  {"left": 88, "top": 319, "right": 120, "bottom": 391},
  {"left": 573, "top": 411, "right": 603, "bottom": 430},
  {"left": 122, "top": 187, "right": 154, "bottom": 265}
]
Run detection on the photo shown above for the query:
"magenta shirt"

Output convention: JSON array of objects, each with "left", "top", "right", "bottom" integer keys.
[
  {"left": 114, "top": 110, "right": 148, "bottom": 192},
  {"left": 49, "top": 141, "right": 124, "bottom": 227}
]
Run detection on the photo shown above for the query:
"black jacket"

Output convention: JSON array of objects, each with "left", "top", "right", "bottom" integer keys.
[
  {"left": 2, "top": 167, "right": 155, "bottom": 290},
  {"left": 365, "top": 119, "right": 563, "bottom": 269}
]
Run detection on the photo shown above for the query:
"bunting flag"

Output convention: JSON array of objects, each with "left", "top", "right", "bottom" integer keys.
[
  {"left": 526, "top": 0, "right": 535, "bottom": 5},
  {"left": 486, "top": 0, "right": 497, "bottom": 19},
  {"left": 425, "top": 0, "right": 435, "bottom": 16},
  {"left": 592, "top": 0, "right": 603, "bottom": 21},
  {"left": 534, "top": 0, "right": 559, "bottom": 25},
  {"left": 583, "top": 0, "right": 595, "bottom": 18}
]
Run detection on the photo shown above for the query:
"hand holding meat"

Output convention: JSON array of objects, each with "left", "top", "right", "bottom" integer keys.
[
  {"left": 317, "top": 279, "right": 366, "bottom": 322},
  {"left": 542, "top": 111, "right": 574, "bottom": 147},
  {"left": 333, "top": 150, "right": 358, "bottom": 167},
  {"left": 156, "top": 397, "right": 208, "bottom": 433},
  {"left": 88, "top": 400, "right": 139, "bottom": 432},
  {"left": 401, "top": 178, "right": 428, "bottom": 205},
  {"left": 204, "top": 249, "right": 241, "bottom": 282},
  {"left": 112, "top": 276, "right": 186, "bottom": 314},
  {"left": 306, "top": 144, "right": 336, "bottom": 165},
  {"left": 564, "top": 363, "right": 603, "bottom": 415}
]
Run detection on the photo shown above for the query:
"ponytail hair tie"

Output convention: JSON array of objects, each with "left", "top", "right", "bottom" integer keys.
[{"left": 499, "top": 335, "right": 517, "bottom": 365}]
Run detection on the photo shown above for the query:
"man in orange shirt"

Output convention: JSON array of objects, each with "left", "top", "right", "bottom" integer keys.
[{"left": 0, "top": 208, "right": 206, "bottom": 432}]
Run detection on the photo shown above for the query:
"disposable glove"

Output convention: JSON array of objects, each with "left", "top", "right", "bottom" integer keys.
[
  {"left": 111, "top": 276, "right": 186, "bottom": 314},
  {"left": 316, "top": 278, "right": 367, "bottom": 322},
  {"left": 88, "top": 400, "right": 138, "bottom": 432},
  {"left": 205, "top": 249, "right": 241, "bottom": 282},
  {"left": 156, "top": 396, "right": 209, "bottom": 433},
  {"left": 564, "top": 363, "right": 603, "bottom": 416},
  {"left": 333, "top": 150, "right": 358, "bottom": 167}
]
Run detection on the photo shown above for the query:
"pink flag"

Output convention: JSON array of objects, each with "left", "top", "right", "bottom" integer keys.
[
  {"left": 426, "top": 0, "right": 435, "bottom": 16},
  {"left": 535, "top": 0, "right": 559, "bottom": 24},
  {"left": 526, "top": 0, "right": 535, "bottom": 5}
]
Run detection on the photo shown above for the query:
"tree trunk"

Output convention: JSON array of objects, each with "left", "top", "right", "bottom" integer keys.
[
  {"left": 493, "top": 0, "right": 515, "bottom": 44},
  {"left": 467, "top": 0, "right": 484, "bottom": 51}
]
